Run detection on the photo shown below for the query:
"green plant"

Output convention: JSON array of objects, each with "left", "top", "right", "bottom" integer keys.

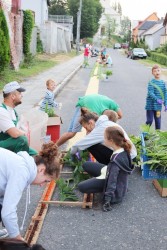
[
  {"left": 57, "top": 178, "right": 79, "bottom": 201},
  {"left": 104, "top": 70, "right": 112, "bottom": 76},
  {"left": 37, "top": 32, "right": 43, "bottom": 53},
  {"left": 23, "top": 10, "right": 34, "bottom": 57},
  {"left": 44, "top": 102, "right": 56, "bottom": 117},
  {"left": 0, "top": 9, "right": 10, "bottom": 71}
]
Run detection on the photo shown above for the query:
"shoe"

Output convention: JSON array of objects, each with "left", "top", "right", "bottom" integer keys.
[{"left": 0, "top": 228, "right": 9, "bottom": 238}]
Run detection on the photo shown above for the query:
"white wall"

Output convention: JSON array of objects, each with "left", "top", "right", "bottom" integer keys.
[
  {"left": 145, "top": 27, "right": 165, "bottom": 50},
  {"left": 21, "top": 0, "right": 48, "bottom": 26}
]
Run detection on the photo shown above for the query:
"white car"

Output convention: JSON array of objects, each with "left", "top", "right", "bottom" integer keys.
[
  {"left": 113, "top": 43, "right": 121, "bottom": 49},
  {"left": 131, "top": 48, "right": 147, "bottom": 59}
]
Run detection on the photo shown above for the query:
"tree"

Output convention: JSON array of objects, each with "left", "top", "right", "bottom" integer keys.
[
  {"left": 0, "top": 9, "right": 10, "bottom": 71},
  {"left": 112, "top": 1, "right": 117, "bottom": 11},
  {"left": 120, "top": 16, "right": 131, "bottom": 42},
  {"left": 68, "top": 0, "right": 102, "bottom": 39},
  {"left": 105, "top": 15, "right": 117, "bottom": 42},
  {"left": 117, "top": 2, "right": 122, "bottom": 15},
  {"left": 49, "top": 0, "right": 68, "bottom": 15}
]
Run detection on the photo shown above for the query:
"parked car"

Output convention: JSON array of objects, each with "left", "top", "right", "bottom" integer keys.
[
  {"left": 130, "top": 48, "right": 147, "bottom": 59},
  {"left": 121, "top": 43, "right": 129, "bottom": 49},
  {"left": 113, "top": 43, "right": 121, "bottom": 49}
]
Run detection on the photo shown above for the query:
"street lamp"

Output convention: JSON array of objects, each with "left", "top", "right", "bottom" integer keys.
[{"left": 76, "top": 0, "right": 82, "bottom": 54}]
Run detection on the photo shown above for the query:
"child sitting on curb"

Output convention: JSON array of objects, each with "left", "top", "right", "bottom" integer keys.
[{"left": 40, "top": 79, "right": 62, "bottom": 112}]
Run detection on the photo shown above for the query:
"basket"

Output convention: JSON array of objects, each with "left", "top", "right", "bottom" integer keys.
[{"left": 140, "top": 133, "right": 167, "bottom": 180}]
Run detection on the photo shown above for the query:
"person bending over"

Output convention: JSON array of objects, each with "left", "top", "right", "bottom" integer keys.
[
  {"left": 0, "top": 142, "right": 60, "bottom": 240},
  {"left": 70, "top": 108, "right": 136, "bottom": 165},
  {"left": 56, "top": 94, "right": 122, "bottom": 147}
]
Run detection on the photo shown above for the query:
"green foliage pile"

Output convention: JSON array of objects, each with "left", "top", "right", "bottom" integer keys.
[
  {"left": 23, "top": 10, "right": 34, "bottom": 56},
  {"left": 44, "top": 102, "right": 56, "bottom": 117},
  {"left": 57, "top": 178, "right": 79, "bottom": 201},
  {"left": 150, "top": 52, "right": 167, "bottom": 67},
  {"left": 143, "top": 130, "right": 167, "bottom": 173},
  {"left": 0, "top": 9, "right": 10, "bottom": 71}
]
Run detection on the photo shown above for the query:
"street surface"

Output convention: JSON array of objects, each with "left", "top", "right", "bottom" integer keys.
[{"left": 17, "top": 49, "right": 167, "bottom": 249}]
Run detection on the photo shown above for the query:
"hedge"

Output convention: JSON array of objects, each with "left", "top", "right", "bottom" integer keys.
[
  {"left": 0, "top": 9, "right": 10, "bottom": 71},
  {"left": 150, "top": 52, "right": 167, "bottom": 66},
  {"left": 23, "top": 10, "right": 34, "bottom": 56}
]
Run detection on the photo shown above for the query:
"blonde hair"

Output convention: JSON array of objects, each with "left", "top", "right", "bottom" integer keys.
[
  {"left": 152, "top": 64, "right": 160, "bottom": 73},
  {"left": 103, "top": 110, "right": 118, "bottom": 123},
  {"left": 46, "top": 79, "right": 55, "bottom": 87}
]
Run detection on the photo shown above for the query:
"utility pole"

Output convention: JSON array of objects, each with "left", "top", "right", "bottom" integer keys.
[{"left": 76, "top": 0, "right": 82, "bottom": 54}]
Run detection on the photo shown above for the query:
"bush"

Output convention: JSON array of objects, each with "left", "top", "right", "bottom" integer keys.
[
  {"left": 37, "top": 32, "right": 43, "bottom": 53},
  {"left": 23, "top": 10, "right": 34, "bottom": 56},
  {"left": 150, "top": 52, "right": 167, "bottom": 66},
  {"left": 0, "top": 9, "right": 10, "bottom": 71}
]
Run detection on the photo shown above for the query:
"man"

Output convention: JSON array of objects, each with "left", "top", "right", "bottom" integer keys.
[
  {"left": 0, "top": 81, "right": 37, "bottom": 155},
  {"left": 56, "top": 94, "right": 123, "bottom": 147}
]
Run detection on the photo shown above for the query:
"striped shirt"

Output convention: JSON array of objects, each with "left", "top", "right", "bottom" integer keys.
[
  {"left": 40, "top": 90, "right": 59, "bottom": 111},
  {"left": 145, "top": 79, "right": 167, "bottom": 111}
]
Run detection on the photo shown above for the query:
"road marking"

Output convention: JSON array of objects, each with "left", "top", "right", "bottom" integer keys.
[{"left": 66, "top": 64, "right": 99, "bottom": 150}]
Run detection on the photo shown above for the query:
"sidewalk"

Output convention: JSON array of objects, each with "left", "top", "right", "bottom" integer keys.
[{"left": 0, "top": 53, "right": 83, "bottom": 115}]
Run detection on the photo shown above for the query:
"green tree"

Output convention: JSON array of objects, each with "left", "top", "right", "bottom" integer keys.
[
  {"left": 121, "top": 16, "right": 131, "bottom": 42},
  {"left": 0, "top": 9, "right": 10, "bottom": 71},
  {"left": 105, "top": 16, "right": 117, "bottom": 42},
  {"left": 49, "top": 0, "right": 68, "bottom": 15},
  {"left": 68, "top": 0, "right": 102, "bottom": 39},
  {"left": 23, "top": 10, "right": 34, "bottom": 56},
  {"left": 117, "top": 2, "right": 122, "bottom": 15}
]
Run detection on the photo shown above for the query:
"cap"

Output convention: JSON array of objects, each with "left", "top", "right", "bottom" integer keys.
[{"left": 3, "top": 81, "right": 26, "bottom": 94}]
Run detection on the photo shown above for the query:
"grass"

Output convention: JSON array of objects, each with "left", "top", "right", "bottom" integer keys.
[
  {"left": 138, "top": 58, "right": 167, "bottom": 77},
  {"left": 0, "top": 50, "right": 78, "bottom": 90}
]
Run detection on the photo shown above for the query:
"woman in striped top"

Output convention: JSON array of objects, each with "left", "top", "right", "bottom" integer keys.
[{"left": 145, "top": 65, "right": 167, "bottom": 129}]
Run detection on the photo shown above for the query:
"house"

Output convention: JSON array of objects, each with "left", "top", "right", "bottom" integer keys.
[
  {"left": 138, "top": 21, "right": 158, "bottom": 39},
  {"left": 99, "top": 0, "right": 121, "bottom": 37},
  {"left": 142, "top": 21, "right": 165, "bottom": 50},
  {"left": 21, "top": 0, "right": 50, "bottom": 27},
  {"left": 160, "top": 13, "right": 167, "bottom": 45},
  {"left": 0, "top": 0, "right": 23, "bottom": 70},
  {"left": 132, "top": 12, "right": 159, "bottom": 43}
]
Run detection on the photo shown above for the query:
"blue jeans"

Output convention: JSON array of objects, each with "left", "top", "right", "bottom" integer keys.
[
  {"left": 68, "top": 107, "right": 82, "bottom": 132},
  {"left": 146, "top": 110, "right": 161, "bottom": 129}
]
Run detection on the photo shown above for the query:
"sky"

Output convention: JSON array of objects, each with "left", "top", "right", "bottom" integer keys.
[{"left": 110, "top": 0, "right": 166, "bottom": 20}]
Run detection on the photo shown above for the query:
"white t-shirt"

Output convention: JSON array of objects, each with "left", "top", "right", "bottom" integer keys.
[{"left": 0, "top": 105, "right": 16, "bottom": 133}]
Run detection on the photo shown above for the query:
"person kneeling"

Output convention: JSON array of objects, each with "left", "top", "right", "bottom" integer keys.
[{"left": 78, "top": 126, "right": 134, "bottom": 212}]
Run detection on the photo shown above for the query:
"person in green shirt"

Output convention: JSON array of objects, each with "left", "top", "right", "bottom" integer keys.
[{"left": 56, "top": 94, "right": 122, "bottom": 147}]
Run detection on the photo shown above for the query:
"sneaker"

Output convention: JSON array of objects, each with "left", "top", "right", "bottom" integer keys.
[{"left": 0, "top": 228, "right": 9, "bottom": 238}]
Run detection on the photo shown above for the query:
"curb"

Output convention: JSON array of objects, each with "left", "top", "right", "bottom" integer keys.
[{"left": 37, "top": 63, "right": 82, "bottom": 107}]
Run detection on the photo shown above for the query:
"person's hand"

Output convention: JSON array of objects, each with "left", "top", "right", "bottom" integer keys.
[
  {"left": 58, "top": 103, "right": 62, "bottom": 110},
  {"left": 164, "top": 106, "right": 167, "bottom": 112},
  {"left": 157, "top": 99, "right": 164, "bottom": 105},
  {"left": 102, "top": 201, "right": 112, "bottom": 212}
]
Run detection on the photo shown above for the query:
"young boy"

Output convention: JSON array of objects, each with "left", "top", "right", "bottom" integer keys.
[
  {"left": 40, "top": 79, "right": 62, "bottom": 112},
  {"left": 145, "top": 65, "right": 167, "bottom": 129}
]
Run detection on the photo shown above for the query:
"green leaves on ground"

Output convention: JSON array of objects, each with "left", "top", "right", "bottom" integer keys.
[{"left": 57, "top": 178, "right": 79, "bottom": 201}]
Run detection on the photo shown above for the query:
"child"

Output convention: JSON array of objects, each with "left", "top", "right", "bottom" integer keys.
[
  {"left": 78, "top": 126, "right": 134, "bottom": 212},
  {"left": 40, "top": 79, "right": 62, "bottom": 112},
  {"left": 145, "top": 65, "right": 167, "bottom": 129},
  {"left": 83, "top": 44, "right": 90, "bottom": 68}
]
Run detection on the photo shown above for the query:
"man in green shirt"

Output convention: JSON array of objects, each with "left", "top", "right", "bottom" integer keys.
[{"left": 56, "top": 94, "right": 122, "bottom": 147}]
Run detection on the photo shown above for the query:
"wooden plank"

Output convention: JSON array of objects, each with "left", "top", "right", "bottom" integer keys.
[
  {"left": 40, "top": 200, "right": 84, "bottom": 206},
  {"left": 152, "top": 179, "right": 167, "bottom": 197}
]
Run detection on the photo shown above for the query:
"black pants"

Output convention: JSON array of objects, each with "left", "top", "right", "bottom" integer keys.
[
  {"left": 78, "top": 162, "right": 105, "bottom": 193},
  {"left": 87, "top": 143, "right": 113, "bottom": 165}
]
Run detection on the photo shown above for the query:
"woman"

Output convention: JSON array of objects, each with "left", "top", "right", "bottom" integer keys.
[
  {"left": 70, "top": 108, "right": 137, "bottom": 164},
  {"left": 0, "top": 142, "right": 60, "bottom": 241},
  {"left": 78, "top": 126, "right": 134, "bottom": 212}
]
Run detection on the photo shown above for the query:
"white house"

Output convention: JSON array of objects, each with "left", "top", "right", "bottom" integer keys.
[
  {"left": 142, "top": 21, "right": 165, "bottom": 50},
  {"left": 99, "top": 0, "right": 121, "bottom": 36},
  {"left": 21, "top": 0, "right": 50, "bottom": 27}
]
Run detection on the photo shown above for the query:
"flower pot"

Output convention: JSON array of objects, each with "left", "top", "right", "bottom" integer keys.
[{"left": 47, "top": 116, "right": 62, "bottom": 143}]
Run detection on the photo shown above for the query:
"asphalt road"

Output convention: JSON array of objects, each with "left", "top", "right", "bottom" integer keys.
[{"left": 19, "top": 49, "right": 167, "bottom": 250}]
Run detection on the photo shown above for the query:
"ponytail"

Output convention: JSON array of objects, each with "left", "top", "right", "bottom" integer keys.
[
  {"left": 79, "top": 107, "right": 99, "bottom": 125},
  {"left": 105, "top": 126, "right": 132, "bottom": 154}
]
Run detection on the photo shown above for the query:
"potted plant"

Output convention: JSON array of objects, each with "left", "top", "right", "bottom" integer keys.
[{"left": 104, "top": 69, "right": 112, "bottom": 79}]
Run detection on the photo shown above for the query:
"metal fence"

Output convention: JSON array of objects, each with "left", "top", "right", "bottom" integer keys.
[{"left": 48, "top": 15, "right": 73, "bottom": 24}]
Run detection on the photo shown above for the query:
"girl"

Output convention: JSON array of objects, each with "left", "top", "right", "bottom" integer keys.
[
  {"left": 78, "top": 126, "right": 134, "bottom": 212},
  {"left": 0, "top": 142, "right": 60, "bottom": 240}
]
